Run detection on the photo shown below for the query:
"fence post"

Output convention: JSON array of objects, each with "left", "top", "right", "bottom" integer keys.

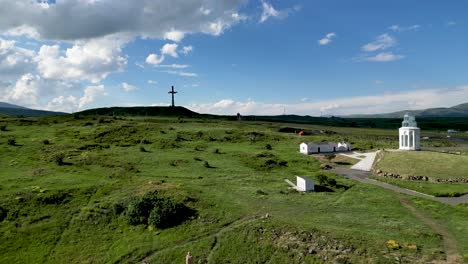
[{"left": 186, "top": 252, "right": 193, "bottom": 264}]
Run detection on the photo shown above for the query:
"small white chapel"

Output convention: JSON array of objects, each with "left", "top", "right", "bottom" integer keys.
[{"left": 399, "top": 113, "right": 421, "bottom": 151}]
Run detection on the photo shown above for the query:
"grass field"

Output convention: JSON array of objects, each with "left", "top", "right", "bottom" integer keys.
[
  {"left": 371, "top": 177, "right": 468, "bottom": 197},
  {"left": 375, "top": 151, "right": 468, "bottom": 180},
  {"left": 0, "top": 115, "right": 467, "bottom": 263}
]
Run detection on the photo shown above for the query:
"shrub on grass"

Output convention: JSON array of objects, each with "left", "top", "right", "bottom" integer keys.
[
  {"left": 0, "top": 125, "right": 7, "bottom": 131},
  {"left": 265, "top": 144, "right": 272, "bottom": 150},
  {"left": 140, "top": 146, "right": 148, "bottom": 152},
  {"left": 7, "top": 138, "right": 16, "bottom": 146},
  {"left": 42, "top": 139, "right": 50, "bottom": 145},
  {"left": 51, "top": 152, "right": 66, "bottom": 165},
  {"left": 125, "top": 193, "right": 195, "bottom": 228},
  {"left": 213, "top": 148, "right": 220, "bottom": 154},
  {"left": 204, "top": 161, "right": 213, "bottom": 168},
  {"left": 317, "top": 174, "right": 329, "bottom": 185}
]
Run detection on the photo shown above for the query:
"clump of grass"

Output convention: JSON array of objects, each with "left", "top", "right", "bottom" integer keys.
[
  {"left": 139, "top": 138, "right": 151, "bottom": 144},
  {"left": 204, "top": 161, "right": 214, "bottom": 168},
  {"left": 140, "top": 146, "right": 148, "bottom": 152},
  {"left": 0, "top": 125, "right": 7, "bottom": 131},
  {"left": 265, "top": 144, "right": 272, "bottom": 150},
  {"left": 213, "top": 148, "right": 221, "bottom": 154},
  {"left": 42, "top": 139, "right": 50, "bottom": 145}
]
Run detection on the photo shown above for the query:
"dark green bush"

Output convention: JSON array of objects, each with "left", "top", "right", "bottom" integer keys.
[
  {"left": 140, "top": 146, "right": 147, "bottom": 152},
  {"left": 148, "top": 198, "right": 177, "bottom": 228},
  {"left": 0, "top": 206, "right": 7, "bottom": 222},
  {"left": 125, "top": 193, "right": 195, "bottom": 229},
  {"left": 265, "top": 144, "right": 272, "bottom": 150},
  {"left": 7, "top": 138, "right": 16, "bottom": 145},
  {"left": 42, "top": 139, "right": 50, "bottom": 145},
  {"left": 0, "top": 125, "right": 7, "bottom": 131},
  {"left": 317, "top": 174, "right": 329, "bottom": 185}
]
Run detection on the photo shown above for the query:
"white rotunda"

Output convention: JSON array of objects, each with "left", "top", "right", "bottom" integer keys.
[{"left": 399, "top": 113, "right": 420, "bottom": 151}]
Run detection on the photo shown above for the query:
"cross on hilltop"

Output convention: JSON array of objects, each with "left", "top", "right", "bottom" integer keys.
[{"left": 168, "top": 86, "right": 178, "bottom": 107}]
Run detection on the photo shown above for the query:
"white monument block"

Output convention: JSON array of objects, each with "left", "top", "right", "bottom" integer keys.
[{"left": 296, "top": 176, "right": 315, "bottom": 192}]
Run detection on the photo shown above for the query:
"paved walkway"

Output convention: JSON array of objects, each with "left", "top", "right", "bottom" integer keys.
[
  {"left": 339, "top": 151, "right": 378, "bottom": 172},
  {"left": 331, "top": 167, "right": 468, "bottom": 205}
]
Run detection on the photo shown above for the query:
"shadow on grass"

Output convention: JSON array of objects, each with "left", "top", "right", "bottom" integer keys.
[{"left": 314, "top": 185, "right": 335, "bottom": 192}]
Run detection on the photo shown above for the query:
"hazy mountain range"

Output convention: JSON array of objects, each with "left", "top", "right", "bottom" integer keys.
[
  {"left": 0, "top": 102, "right": 66, "bottom": 117},
  {"left": 345, "top": 103, "right": 468, "bottom": 118}
]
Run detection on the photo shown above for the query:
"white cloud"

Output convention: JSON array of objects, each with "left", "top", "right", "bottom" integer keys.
[
  {"left": 5, "top": 73, "right": 41, "bottom": 107},
  {"left": 362, "top": 52, "right": 404, "bottom": 62},
  {"left": 160, "top": 70, "right": 198, "bottom": 77},
  {"left": 0, "top": 1, "right": 246, "bottom": 41},
  {"left": 182, "top": 46, "right": 193, "bottom": 55},
  {"left": 318, "top": 32, "right": 337, "bottom": 46},
  {"left": 164, "top": 30, "right": 185, "bottom": 42},
  {"left": 362, "top": 33, "right": 396, "bottom": 52},
  {"left": 148, "top": 80, "right": 158, "bottom": 85},
  {"left": 189, "top": 86, "right": 468, "bottom": 116},
  {"left": 260, "top": 1, "right": 280, "bottom": 23},
  {"left": 156, "top": 64, "right": 190, "bottom": 69},
  {"left": 259, "top": 1, "right": 298, "bottom": 23},
  {"left": 447, "top": 21, "right": 457, "bottom": 26},
  {"left": 46, "top": 85, "right": 108, "bottom": 112},
  {"left": 79, "top": 85, "right": 107, "bottom": 109},
  {"left": 121, "top": 82, "right": 137, "bottom": 92},
  {"left": 145, "top": 53, "right": 165, "bottom": 65},
  {"left": 46, "top": 95, "right": 78, "bottom": 113},
  {"left": 161, "top": 43, "right": 179, "bottom": 58},
  {"left": 0, "top": 38, "right": 36, "bottom": 79},
  {"left": 388, "top": 25, "right": 421, "bottom": 32},
  {"left": 36, "top": 35, "right": 128, "bottom": 83}
]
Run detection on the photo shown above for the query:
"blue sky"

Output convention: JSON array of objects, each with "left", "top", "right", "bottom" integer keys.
[{"left": 0, "top": 0, "right": 467, "bottom": 115}]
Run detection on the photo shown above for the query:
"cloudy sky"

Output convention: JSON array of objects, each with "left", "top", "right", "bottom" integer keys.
[{"left": 0, "top": 0, "right": 467, "bottom": 115}]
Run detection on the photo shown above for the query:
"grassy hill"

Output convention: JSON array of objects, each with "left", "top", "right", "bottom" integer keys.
[
  {"left": 77, "top": 106, "right": 201, "bottom": 117},
  {"left": 1, "top": 115, "right": 467, "bottom": 263},
  {"left": 347, "top": 102, "right": 468, "bottom": 118}
]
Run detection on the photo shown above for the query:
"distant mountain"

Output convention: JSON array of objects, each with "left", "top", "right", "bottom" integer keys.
[
  {"left": 0, "top": 102, "right": 28, "bottom": 109},
  {"left": 0, "top": 102, "right": 67, "bottom": 117},
  {"left": 346, "top": 103, "right": 468, "bottom": 118}
]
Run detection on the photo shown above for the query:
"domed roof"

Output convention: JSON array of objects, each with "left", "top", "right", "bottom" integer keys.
[{"left": 402, "top": 112, "right": 417, "bottom": 127}]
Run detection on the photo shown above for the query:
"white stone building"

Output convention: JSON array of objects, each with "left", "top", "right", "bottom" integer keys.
[
  {"left": 399, "top": 113, "right": 421, "bottom": 151},
  {"left": 300, "top": 141, "right": 352, "bottom": 154}
]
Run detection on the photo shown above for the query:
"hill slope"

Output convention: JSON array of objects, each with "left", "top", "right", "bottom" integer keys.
[
  {"left": 77, "top": 106, "right": 200, "bottom": 117},
  {"left": 0, "top": 107, "right": 67, "bottom": 117},
  {"left": 0, "top": 102, "right": 28, "bottom": 109},
  {"left": 347, "top": 103, "right": 468, "bottom": 118}
]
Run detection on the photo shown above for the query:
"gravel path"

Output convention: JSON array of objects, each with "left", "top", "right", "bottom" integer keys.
[{"left": 331, "top": 167, "right": 468, "bottom": 205}]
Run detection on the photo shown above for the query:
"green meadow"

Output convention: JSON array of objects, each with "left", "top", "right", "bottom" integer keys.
[{"left": 0, "top": 115, "right": 467, "bottom": 263}]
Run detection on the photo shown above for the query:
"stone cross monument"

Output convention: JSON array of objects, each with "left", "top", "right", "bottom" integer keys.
[
  {"left": 168, "top": 86, "right": 178, "bottom": 107},
  {"left": 399, "top": 113, "right": 421, "bottom": 151}
]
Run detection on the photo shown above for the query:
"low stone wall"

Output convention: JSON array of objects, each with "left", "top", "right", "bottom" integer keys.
[{"left": 373, "top": 169, "right": 468, "bottom": 183}]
